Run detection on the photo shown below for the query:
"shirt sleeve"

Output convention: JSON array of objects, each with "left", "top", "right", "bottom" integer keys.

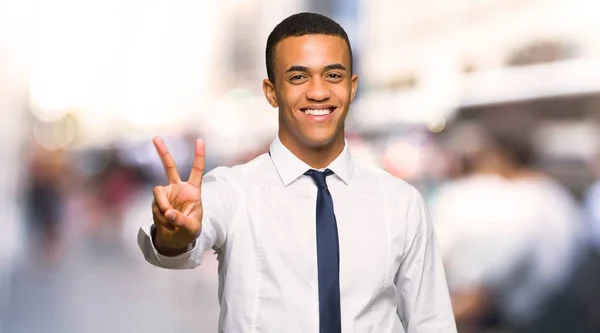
[
  {"left": 395, "top": 187, "right": 457, "bottom": 333},
  {"left": 137, "top": 166, "right": 239, "bottom": 270}
]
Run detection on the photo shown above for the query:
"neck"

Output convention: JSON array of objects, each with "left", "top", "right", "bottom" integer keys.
[
  {"left": 278, "top": 132, "right": 345, "bottom": 169},
  {"left": 471, "top": 161, "right": 504, "bottom": 176},
  {"left": 504, "top": 168, "right": 543, "bottom": 180}
]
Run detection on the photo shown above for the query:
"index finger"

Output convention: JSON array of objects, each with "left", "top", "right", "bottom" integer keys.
[
  {"left": 153, "top": 136, "right": 182, "bottom": 184},
  {"left": 188, "top": 138, "right": 205, "bottom": 188}
]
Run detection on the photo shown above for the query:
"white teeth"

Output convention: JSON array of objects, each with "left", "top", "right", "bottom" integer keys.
[{"left": 304, "top": 109, "right": 332, "bottom": 116}]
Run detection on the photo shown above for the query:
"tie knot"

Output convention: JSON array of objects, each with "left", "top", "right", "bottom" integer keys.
[{"left": 305, "top": 169, "right": 334, "bottom": 189}]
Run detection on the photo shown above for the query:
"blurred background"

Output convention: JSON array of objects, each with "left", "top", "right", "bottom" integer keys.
[{"left": 1, "top": 0, "right": 600, "bottom": 332}]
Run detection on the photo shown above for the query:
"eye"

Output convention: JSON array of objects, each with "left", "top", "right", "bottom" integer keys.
[
  {"left": 326, "top": 72, "right": 344, "bottom": 82},
  {"left": 290, "top": 74, "right": 306, "bottom": 81}
]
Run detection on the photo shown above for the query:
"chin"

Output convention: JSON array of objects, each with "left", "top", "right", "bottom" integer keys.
[{"left": 301, "top": 133, "right": 340, "bottom": 149}]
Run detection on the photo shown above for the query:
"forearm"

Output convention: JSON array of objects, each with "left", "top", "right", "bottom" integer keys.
[{"left": 451, "top": 286, "right": 490, "bottom": 328}]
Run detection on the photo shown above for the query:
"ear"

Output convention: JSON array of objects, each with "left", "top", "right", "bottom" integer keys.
[
  {"left": 262, "top": 79, "right": 278, "bottom": 108},
  {"left": 350, "top": 74, "right": 358, "bottom": 103}
]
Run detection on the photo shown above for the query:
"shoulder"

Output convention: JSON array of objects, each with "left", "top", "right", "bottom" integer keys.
[
  {"left": 352, "top": 158, "right": 422, "bottom": 203},
  {"left": 432, "top": 175, "right": 511, "bottom": 206},
  {"left": 203, "top": 153, "right": 272, "bottom": 186}
]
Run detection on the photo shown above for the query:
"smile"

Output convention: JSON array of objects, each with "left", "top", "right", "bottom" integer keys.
[
  {"left": 302, "top": 108, "right": 334, "bottom": 116},
  {"left": 300, "top": 105, "right": 336, "bottom": 116}
]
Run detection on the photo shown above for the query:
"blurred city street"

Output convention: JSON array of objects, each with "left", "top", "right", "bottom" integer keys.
[
  {"left": 2, "top": 0, "right": 600, "bottom": 332},
  {"left": 1, "top": 190, "right": 221, "bottom": 333}
]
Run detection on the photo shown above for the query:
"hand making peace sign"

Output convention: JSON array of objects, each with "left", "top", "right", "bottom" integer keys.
[{"left": 151, "top": 136, "right": 205, "bottom": 255}]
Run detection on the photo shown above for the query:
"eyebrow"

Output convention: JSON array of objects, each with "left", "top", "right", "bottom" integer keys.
[
  {"left": 324, "top": 63, "right": 347, "bottom": 72},
  {"left": 284, "top": 63, "right": 348, "bottom": 74}
]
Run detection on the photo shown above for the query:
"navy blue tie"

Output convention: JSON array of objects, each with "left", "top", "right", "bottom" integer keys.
[{"left": 305, "top": 169, "right": 342, "bottom": 333}]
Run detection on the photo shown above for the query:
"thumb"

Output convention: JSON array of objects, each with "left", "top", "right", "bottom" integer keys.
[
  {"left": 165, "top": 209, "right": 181, "bottom": 223},
  {"left": 165, "top": 209, "right": 189, "bottom": 228}
]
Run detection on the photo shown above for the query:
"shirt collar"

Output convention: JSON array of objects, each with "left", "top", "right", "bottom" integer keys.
[{"left": 269, "top": 136, "right": 352, "bottom": 186}]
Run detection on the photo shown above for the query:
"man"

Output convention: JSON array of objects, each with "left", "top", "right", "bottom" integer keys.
[
  {"left": 138, "top": 12, "right": 456, "bottom": 333},
  {"left": 431, "top": 130, "right": 582, "bottom": 333},
  {"left": 430, "top": 125, "right": 525, "bottom": 332}
]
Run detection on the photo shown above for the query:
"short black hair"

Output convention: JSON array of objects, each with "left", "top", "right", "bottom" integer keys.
[
  {"left": 490, "top": 130, "right": 536, "bottom": 168},
  {"left": 265, "top": 12, "right": 353, "bottom": 83}
]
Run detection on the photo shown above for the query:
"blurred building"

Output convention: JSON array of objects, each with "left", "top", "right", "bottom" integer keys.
[
  {"left": 8, "top": 0, "right": 600, "bottom": 191},
  {"left": 354, "top": 0, "right": 600, "bottom": 195},
  {"left": 360, "top": 0, "right": 600, "bottom": 99}
]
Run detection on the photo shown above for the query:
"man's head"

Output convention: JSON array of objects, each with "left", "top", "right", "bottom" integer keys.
[
  {"left": 466, "top": 129, "right": 536, "bottom": 177},
  {"left": 265, "top": 13, "right": 353, "bottom": 83},
  {"left": 263, "top": 12, "right": 358, "bottom": 152}
]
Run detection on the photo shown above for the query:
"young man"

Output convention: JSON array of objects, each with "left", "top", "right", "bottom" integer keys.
[{"left": 138, "top": 12, "right": 456, "bottom": 333}]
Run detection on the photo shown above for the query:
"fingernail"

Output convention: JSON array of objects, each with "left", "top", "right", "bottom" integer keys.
[{"left": 166, "top": 211, "right": 175, "bottom": 221}]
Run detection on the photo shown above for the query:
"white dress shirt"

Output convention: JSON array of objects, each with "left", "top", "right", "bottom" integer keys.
[{"left": 138, "top": 137, "right": 456, "bottom": 333}]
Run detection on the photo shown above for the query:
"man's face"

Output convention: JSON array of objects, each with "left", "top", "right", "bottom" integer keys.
[{"left": 263, "top": 34, "right": 358, "bottom": 149}]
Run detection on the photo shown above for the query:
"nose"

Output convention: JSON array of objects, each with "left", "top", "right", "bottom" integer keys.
[{"left": 305, "top": 77, "right": 330, "bottom": 102}]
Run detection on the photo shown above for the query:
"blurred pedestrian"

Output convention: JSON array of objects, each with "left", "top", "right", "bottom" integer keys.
[
  {"left": 24, "top": 142, "right": 68, "bottom": 264},
  {"left": 431, "top": 129, "right": 584, "bottom": 333}
]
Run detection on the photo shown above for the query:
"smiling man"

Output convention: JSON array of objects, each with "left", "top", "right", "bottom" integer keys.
[{"left": 138, "top": 12, "right": 457, "bottom": 333}]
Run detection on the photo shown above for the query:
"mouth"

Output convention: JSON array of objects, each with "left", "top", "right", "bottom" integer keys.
[{"left": 299, "top": 106, "right": 336, "bottom": 122}]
